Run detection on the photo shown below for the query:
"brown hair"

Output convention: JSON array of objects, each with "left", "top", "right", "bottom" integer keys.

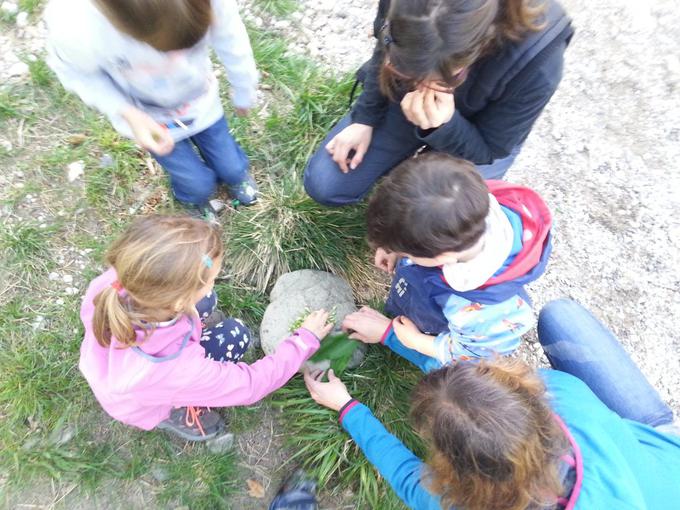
[
  {"left": 366, "top": 152, "right": 490, "bottom": 257},
  {"left": 411, "top": 358, "right": 568, "bottom": 510},
  {"left": 92, "top": 215, "right": 223, "bottom": 347},
  {"left": 94, "top": 0, "right": 212, "bottom": 51},
  {"left": 380, "top": 0, "right": 547, "bottom": 97}
]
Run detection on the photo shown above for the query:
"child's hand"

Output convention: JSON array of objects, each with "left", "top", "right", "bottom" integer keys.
[
  {"left": 121, "top": 106, "right": 175, "bottom": 156},
  {"left": 299, "top": 309, "right": 334, "bottom": 340},
  {"left": 374, "top": 247, "right": 399, "bottom": 274},
  {"left": 235, "top": 107, "right": 250, "bottom": 117},
  {"left": 304, "top": 368, "right": 352, "bottom": 411},
  {"left": 393, "top": 315, "right": 427, "bottom": 349},
  {"left": 325, "top": 123, "right": 373, "bottom": 173},
  {"left": 342, "top": 306, "right": 391, "bottom": 343}
]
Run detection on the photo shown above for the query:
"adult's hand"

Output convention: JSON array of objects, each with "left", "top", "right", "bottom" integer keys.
[
  {"left": 400, "top": 88, "right": 455, "bottom": 130},
  {"left": 121, "top": 106, "right": 175, "bottom": 156},
  {"left": 342, "top": 306, "right": 391, "bottom": 343},
  {"left": 325, "top": 123, "right": 373, "bottom": 173},
  {"left": 304, "top": 368, "right": 353, "bottom": 411},
  {"left": 374, "top": 247, "right": 399, "bottom": 274}
]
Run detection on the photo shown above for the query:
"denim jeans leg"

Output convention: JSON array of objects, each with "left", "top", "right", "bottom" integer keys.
[
  {"left": 476, "top": 144, "right": 522, "bottom": 180},
  {"left": 304, "top": 103, "right": 425, "bottom": 206},
  {"left": 152, "top": 139, "right": 217, "bottom": 205},
  {"left": 537, "top": 298, "right": 673, "bottom": 426},
  {"left": 192, "top": 117, "right": 249, "bottom": 186}
]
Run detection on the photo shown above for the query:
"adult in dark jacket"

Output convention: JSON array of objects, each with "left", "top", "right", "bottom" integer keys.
[{"left": 304, "top": 0, "right": 574, "bottom": 206}]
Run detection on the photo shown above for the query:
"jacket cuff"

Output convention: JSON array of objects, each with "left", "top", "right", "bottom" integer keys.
[
  {"left": 294, "top": 327, "right": 322, "bottom": 349},
  {"left": 380, "top": 323, "right": 394, "bottom": 345},
  {"left": 338, "top": 398, "right": 360, "bottom": 423}
]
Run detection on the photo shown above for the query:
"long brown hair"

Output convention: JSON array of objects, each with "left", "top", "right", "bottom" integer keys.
[
  {"left": 380, "top": 0, "right": 547, "bottom": 97},
  {"left": 92, "top": 215, "right": 223, "bottom": 348},
  {"left": 94, "top": 0, "right": 212, "bottom": 51},
  {"left": 366, "top": 152, "right": 490, "bottom": 257},
  {"left": 411, "top": 358, "right": 568, "bottom": 510}
]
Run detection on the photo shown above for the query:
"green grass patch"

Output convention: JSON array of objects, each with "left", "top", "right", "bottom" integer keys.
[
  {"left": 0, "top": 220, "right": 59, "bottom": 267},
  {"left": 224, "top": 176, "right": 369, "bottom": 291},
  {"left": 0, "top": 89, "right": 21, "bottom": 120},
  {"left": 253, "top": 0, "right": 298, "bottom": 17},
  {"left": 28, "top": 57, "right": 54, "bottom": 88},
  {"left": 272, "top": 347, "right": 426, "bottom": 509},
  {"left": 19, "top": 0, "right": 43, "bottom": 14}
]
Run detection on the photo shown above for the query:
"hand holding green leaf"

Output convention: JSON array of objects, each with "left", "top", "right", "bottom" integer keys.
[{"left": 299, "top": 309, "right": 334, "bottom": 340}]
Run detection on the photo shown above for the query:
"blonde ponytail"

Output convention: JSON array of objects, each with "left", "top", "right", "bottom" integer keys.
[{"left": 92, "top": 286, "right": 137, "bottom": 347}]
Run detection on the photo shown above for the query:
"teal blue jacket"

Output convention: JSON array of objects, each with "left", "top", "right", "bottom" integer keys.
[{"left": 340, "top": 352, "right": 680, "bottom": 509}]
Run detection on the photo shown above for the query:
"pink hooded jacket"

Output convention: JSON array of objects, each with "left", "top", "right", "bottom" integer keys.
[{"left": 79, "top": 268, "right": 319, "bottom": 430}]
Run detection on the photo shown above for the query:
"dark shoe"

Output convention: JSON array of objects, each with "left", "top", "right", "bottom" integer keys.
[
  {"left": 227, "top": 174, "right": 258, "bottom": 206},
  {"left": 187, "top": 203, "right": 220, "bottom": 224},
  {"left": 269, "top": 469, "right": 318, "bottom": 510},
  {"left": 157, "top": 406, "right": 224, "bottom": 441}
]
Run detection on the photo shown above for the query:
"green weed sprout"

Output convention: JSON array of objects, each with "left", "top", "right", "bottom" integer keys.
[{"left": 290, "top": 308, "right": 359, "bottom": 375}]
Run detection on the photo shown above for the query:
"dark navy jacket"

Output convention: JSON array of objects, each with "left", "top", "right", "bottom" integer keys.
[{"left": 351, "top": 0, "right": 574, "bottom": 164}]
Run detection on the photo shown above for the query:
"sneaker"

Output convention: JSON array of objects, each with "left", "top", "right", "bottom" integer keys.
[
  {"left": 227, "top": 174, "right": 258, "bottom": 206},
  {"left": 157, "top": 406, "right": 224, "bottom": 441},
  {"left": 187, "top": 203, "right": 220, "bottom": 225},
  {"left": 269, "top": 469, "right": 318, "bottom": 510}
]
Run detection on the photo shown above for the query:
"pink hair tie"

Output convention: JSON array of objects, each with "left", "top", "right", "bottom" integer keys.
[{"left": 111, "top": 280, "right": 123, "bottom": 291}]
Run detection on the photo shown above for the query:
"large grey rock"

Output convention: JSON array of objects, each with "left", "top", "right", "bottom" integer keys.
[{"left": 260, "top": 270, "right": 365, "bottom": 368}]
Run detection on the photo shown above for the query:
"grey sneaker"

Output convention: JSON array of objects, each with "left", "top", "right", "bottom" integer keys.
[
  {"left": 157, "top": 406, "right": 224, "bottom": 441},
  {"left": 227, "top": 174, "right": 258, "bottom": 206},
  {"left": 187, "top": 203, "right": 220, "bottom": 225}
]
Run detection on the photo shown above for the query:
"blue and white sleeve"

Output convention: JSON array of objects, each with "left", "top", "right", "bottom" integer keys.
[{"left": 433, "top": 294, "right": 534, "bottom": 363}]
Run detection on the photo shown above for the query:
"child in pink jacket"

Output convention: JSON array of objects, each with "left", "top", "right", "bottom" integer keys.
[{"left": 79, "top": 215, "right": 330, "bottom": 441}]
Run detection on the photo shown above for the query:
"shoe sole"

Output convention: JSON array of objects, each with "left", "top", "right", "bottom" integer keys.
[{"left": 157, "top": 422, "right": 224, "bottom": 442}]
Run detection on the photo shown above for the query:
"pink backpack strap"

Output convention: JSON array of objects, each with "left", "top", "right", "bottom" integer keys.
[{"left": 553, "top": 414, "right": 584, "bottom": 510}]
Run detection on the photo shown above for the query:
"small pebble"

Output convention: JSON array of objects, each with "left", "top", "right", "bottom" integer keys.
[
  {"left": 63, "top": 274, "right": 73, "bottom": 284},
  {"left": 15, "top": 10, "right": 28, "bottom": 27}
]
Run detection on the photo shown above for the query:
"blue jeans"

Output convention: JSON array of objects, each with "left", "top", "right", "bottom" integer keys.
[
  {"left": 538, "top": 299, "right": 673, "bottom": 427},
  {"left": 152, "top": 117, "right": 249, "bottom": 206},
  {"left": 303, "top": 103, "right": 520, "bottom": 207}
]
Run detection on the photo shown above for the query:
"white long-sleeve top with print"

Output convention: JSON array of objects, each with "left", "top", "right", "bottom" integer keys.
[{"left": 44, "top": 0, "right": 258, "bottom": 141}]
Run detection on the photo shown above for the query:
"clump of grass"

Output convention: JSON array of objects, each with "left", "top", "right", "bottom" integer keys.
[
  {"left": 19, "top": 0, "right": 43, "bottom": 14},
  {"left": 272, "top": 346, "right": 426, "bottom": 509},
  {"left": 214, "top": 280, "right": 268, "bottom": 327},
  {"left": 225, "top": 176, "right": 370, "bottom": 291},
  {"left": 0, "top": 90, "right": 20, "bottom": 120},
  {"left": 253, "top": 0, "right": 298, "bottom": 17},
  {"left": 0, "top": 221, "right": 58, "bottom": 266},
  {"left": 155, "top": 450, "right": 239, "bottom": 509},
  {"left": 28, "top": 58, "right": 53, "bottom": 88}
]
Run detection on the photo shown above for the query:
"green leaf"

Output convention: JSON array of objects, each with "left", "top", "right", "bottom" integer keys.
[{"left": 308, "top": 332, "right": 359, "bottom": 375}]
